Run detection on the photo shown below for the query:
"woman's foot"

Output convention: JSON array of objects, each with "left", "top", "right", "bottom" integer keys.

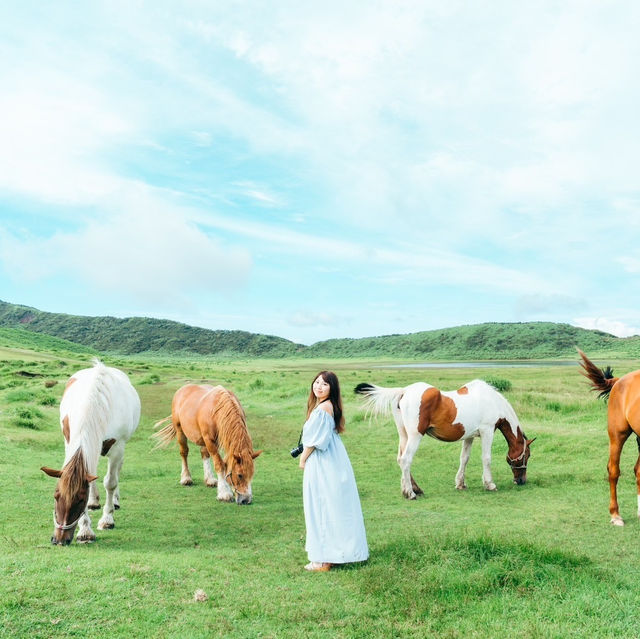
[{"left": 304, "top": 562, "right": 332, "bottom": 572}]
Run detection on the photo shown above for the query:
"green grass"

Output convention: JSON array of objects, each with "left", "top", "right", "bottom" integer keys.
[{"left": 3, "top": 351, "right": 640, "bottom": 637}]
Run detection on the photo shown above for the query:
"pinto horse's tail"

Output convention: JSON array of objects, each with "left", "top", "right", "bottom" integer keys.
[
  {"left": 577, "top": 349, "right": 618, "bottom": 401},
  {"left": 354, "top": 382, "right": 405, "bottom": 417},
  {"left": 151, "top": 416, "right": 176, "bottom": 449}
]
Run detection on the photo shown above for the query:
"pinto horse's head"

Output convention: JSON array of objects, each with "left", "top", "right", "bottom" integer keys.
[
  {"left": 225, "top": 450, "right": 262, "bottom": 505},
  {"left": 506, "top": 437, "right": 535, "bottom": 485},
  {"left": 41, "top": 451, "right": 96, "bottom": 545}
]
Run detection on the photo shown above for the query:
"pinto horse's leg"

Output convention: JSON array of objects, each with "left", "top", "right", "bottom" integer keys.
[
  {"left": 76, "top": 510, "right": 96, "bottom": 543},
  {"left": 479, "top": 430, "right": 497, "bottom": 491},
  {"left": 201, "top": 446, "right": 217, "bottom": 487},
  {"left": 98, "top": 441, "right": 125, "bottom": 530},
  {"left": 455, "top": 438, "right": 473, "bottom": 490},
  {"left": 87, "top": 478, "right": 100, "bottom": 510},
  {"left": 399, "top": 433, "right": 423, "bottom": 499},
  {"left": 203, "top": 438, "right": 234, "bottom": 502},
  {"left": 176, "top": 425, "right": 193, "bottom": 486},
  {"left": 608, "top": 426, "right": 631, "bottom": 526}
]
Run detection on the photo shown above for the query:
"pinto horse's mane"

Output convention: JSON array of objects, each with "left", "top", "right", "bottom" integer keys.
[
  {"left": 210, "top": 389, "right": 253, "bottom": 456},
  {"left": 59, "top": 448, "right": 88, "bottom": 501}
]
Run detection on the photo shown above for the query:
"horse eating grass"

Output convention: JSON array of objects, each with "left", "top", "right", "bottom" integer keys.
[
  {"left": 41, "top": 360, "right": 140, "bottom": 545},
  {"left": 355, "top": 379, "right": 534, "bottom": 499},
  {"left": 578, "top": 349, "right": 640, "bottom": 526},
  {"left": 153, "top": 384, "right": 261, "bottom": 505}
]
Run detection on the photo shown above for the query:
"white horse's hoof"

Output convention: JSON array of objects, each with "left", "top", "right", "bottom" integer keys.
[
  {"left": 611, "top": 516, "right": 625, "bottom": 526},
  {"left": 402, "top": 490, "right": 417, "bottom": 500},
  {"left": 217, "top": 493, "right": 234, "bottom": 502},
  {"left": 456, "top": 483, "right": 468, "bottom": 490},
  {"left": 87, "top": 503, "right": 101, "bottom": 510},
  {"left": 180, "top": 478, "right": 193, "bottom": 486},
  {"left": 485, "top": 483, "right": 497, "bottom": 492},
  {"left": 98, "top": 520, "right": 115, "bottom": 530},
  {"left": 206, "top": 480, "right": 217, "bottom": 487}
]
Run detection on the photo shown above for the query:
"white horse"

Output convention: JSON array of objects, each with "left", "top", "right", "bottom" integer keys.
[
  {"left": 355, "top": 380, "right": 534, "bottom": 499},
  {"left": 41, "top": 360, "right": 140, "bottom": 544}
]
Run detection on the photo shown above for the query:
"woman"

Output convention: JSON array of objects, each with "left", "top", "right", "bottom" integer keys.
[{"left": 299, "top": 371, "right": 368, "bottom": 571}]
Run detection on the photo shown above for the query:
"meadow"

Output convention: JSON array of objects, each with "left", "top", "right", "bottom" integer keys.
[{"left": 2, "top": 349, "right": 640, "bottom": 638}]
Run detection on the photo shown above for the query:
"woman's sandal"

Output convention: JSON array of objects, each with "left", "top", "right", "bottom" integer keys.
[{"left": 304, "top": 562, "right": 332, "bottom": 572}]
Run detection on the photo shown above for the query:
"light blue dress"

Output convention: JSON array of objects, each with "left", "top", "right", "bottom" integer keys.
[{"left": 302, "top": 407, "right": 369, "bottom": 564}]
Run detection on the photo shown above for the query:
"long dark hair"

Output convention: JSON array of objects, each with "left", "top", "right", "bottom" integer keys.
[{"left": 306, "top": 371, "right": 344, "bottom": 433}]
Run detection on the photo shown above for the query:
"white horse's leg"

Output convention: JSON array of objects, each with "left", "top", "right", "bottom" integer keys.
[
  {"left": 76, "top": 510, "right": 96, "bottom": 543},
  {"left": 201, "top": 446, "right": 217, "bottom": 487},
  {"left": 204, "top": 439, "right": 234, "bottom": 502},
  {"left": 87, "top": 478, "right": 100, "bottom": 510},
  {"left": 98, "top": 443, "right": 124, "bottom": 530},
  {"left": 399, "top": 433, "right": 423, "bottom": 499},
  {"left": 480, "top": 430, "right": 497, "bottom": 491},
  {"left": 455, "top": 438, "right": 473, "bottom": 490}
]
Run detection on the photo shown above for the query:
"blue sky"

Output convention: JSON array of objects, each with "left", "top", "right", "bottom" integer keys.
[{"left": 1, "top": 2, "right": 639, "bottom": 345}]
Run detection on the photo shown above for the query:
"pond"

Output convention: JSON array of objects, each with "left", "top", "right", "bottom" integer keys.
[{"left": 376, "top": 361, "right": 577, "bottom": 369}]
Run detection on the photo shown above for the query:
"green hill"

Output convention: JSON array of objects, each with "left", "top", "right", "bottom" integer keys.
[
  {"left": 1, "top": 300, "right": 639, "bottom": 360},
  {"left": 304, "top": 322, "right": 640, "bottom": 360},
  {"left": 0, "top": 301, "right": 302, "bottom": 357}
]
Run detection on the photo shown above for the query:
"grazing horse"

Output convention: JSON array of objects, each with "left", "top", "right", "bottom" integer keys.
[
  {"left": 355, "top": 380, "right": 534, "bottom": 499},
  {"left": 578, "top": 349, "right": 640, "bottom": 526},
  {"left": 41, "top": 360, "right": 140, "bottom": 545},
  {"left": 153, "top": 384, "right": 261, "bottom": 504}
]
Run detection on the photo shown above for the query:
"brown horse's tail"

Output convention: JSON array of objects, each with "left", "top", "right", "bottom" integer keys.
[
  {"left": 151, "top": 416, "right": 176, "bottom": 449},
  {"left": 577, "top": 349, "right": 618, "bottom": 401}
]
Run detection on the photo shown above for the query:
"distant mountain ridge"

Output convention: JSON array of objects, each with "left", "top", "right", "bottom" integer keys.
[{"left": 1, "top": 300, "right": 638, "bottom": 359}]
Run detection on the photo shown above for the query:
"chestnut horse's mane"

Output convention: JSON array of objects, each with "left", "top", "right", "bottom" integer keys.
[
  {"left": 59, "top": 448, "right": 88, "bottom": 501},
  {"left": 210, "top": 389, "right": 253, "bottom": 456}
]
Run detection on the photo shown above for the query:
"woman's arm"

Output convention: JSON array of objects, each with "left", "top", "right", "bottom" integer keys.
[{"left": 299, "top": 446, "right": 315, "bottom": 469}]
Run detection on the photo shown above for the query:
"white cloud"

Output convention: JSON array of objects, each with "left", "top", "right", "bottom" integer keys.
[{"left": 573, "top": 317, "right": 640, "bottom": 338}]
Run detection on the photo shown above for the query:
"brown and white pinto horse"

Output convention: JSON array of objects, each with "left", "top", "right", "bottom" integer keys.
[
  {"left": 153, "top": 384, "right": 261, "bottom": 504},
  {"left": 355, "top": 379, "right": 534, "bottom": 499},
  {"left": 41, "top": 360, "right": 140, "bottom": 544},
  {"left": 578, "top": 349, "right": 640, "bottom": 526}
]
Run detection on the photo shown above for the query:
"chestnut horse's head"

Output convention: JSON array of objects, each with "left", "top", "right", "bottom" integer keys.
[
  {"left": 41, "top": 451, "right": 96, "bottom": 545},
  {"left": 506, "top": 437, "right": 535, "bottom": 485},
  {"left": 225, "top": 450, "right": 262, "bottom": 505}
]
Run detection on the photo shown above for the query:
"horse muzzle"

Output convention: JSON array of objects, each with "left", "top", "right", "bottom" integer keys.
[
  {"left": 235, "top": 492, "right": 252, "bottom": 505},
  {"left": 51, "top": 535, "right": 72, "bottom": 546},
  {"left": 513, "top": 476, "right": 527, "bottom": 485}
]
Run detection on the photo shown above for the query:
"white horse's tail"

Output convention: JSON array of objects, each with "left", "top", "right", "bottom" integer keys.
[
  {"left": 151, "top": 416, "right": 176, "bottom": 450},
  {"left": 354, "top": 382, "right": 405, "bottom": 417}
]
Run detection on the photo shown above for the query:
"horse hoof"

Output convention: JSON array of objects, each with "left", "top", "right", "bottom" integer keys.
[
  {"left": 87, "top": 503, "right": 100, "bottom": 510},
  {"left": 114, "top": 504, "right": 120, "bottom": 510},
  {"left": 76, "top": 535, "right": 96, "bottom": 543},
  {"left": 456, "top": 484, "right": 468, "bottom": 491},
  {"left": 217, "top": 495, "right": 234, "bottom": 502},
  {"left": 402, "top": 491, "right": 417, "bottom": 500},
  {"left": 485, "top": 484, "right": 497, "bottom": 492},
  {"left": 181, "top": 479, "right": 193, "bottom": 486},
  {"left": 206, "top": 481, "right": 217, "bottom": 488},
  {"left": 611, "top": 516, "right": 625, "bottom": 526},
  {"left": 98, "top": 520, "right": 115, "bottom": 530}
]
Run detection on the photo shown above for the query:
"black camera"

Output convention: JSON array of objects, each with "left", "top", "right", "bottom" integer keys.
[{"left": 290, "top": 444, "right": 304, "bottom": 458}]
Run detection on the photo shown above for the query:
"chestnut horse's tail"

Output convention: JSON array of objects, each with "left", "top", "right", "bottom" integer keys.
[
  {"left": 354, "top": 382, "right": 405, "bottom": 417},
  {"left": 577, "top": 349, "right": 618, "bottom": 401},
  {"left": 151, "top": 416, "right": 176, "bottom": 449}
]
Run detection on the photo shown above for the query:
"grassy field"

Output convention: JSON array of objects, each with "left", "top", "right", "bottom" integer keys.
[{"left": 2, "top": 350, "right": 640, "bottom": 638}]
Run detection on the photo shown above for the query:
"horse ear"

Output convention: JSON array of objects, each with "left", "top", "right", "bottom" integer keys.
[
  {"left": 41, "top": 466, "right": 62, "bottom": 478},
  {"left": 252, "top": 450, "right": 263, "bottom": 459},
  {"left": 527, "top": 438, "right": 536, "bottom": 446},
  {"left": 86, "top": 473, "right": 98, "bottom": 482}
]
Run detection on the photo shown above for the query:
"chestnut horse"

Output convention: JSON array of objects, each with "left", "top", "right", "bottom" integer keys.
[
  {"left": 355, "top": 379, "right": 534, "bottom": 499},
  {"left": 153, "top": 384, "right": 261, "bottom": 504},
  {"left": 578, "top": 349, "right": 640, "bottom": 526},
  {"left": 41, "top": 360, "right": 140, "bottom": 544}
]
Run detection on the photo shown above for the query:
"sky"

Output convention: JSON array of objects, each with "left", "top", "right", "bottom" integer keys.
[{"left": 1, "top": 2, "right": 639, "bottom": 346}]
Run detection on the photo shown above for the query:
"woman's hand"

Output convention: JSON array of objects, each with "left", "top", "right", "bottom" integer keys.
[{"left": 299, "top": 457, "right": 306, "bottom": 469}]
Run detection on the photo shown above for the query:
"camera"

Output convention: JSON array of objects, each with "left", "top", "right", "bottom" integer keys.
[{"left": 290, "top": 444, "right": 304, "bottom": 458}]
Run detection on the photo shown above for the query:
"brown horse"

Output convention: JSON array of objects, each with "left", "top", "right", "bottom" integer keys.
[
  {"left": 153, "top": 384, "right": 261, "bottom": 504},
  {"left": 579, "top": 349, "right": 640, "bottom": 526}
]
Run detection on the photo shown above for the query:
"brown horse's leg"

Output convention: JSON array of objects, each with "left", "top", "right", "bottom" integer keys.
[
  {"left": 633, "top": 436, "right": 640, "bottom": 521},
  {"left": 203, "top": 437, "right": 234, "bottom": 502},
  {"left": 608, "top": 426, "right": 631, "bottom": 525},
  {"left": 176, "top": 424, "right": 193, "bottom": 486},
  {"left": 200, "top": 446, "right": 217, "bottom": 487}
]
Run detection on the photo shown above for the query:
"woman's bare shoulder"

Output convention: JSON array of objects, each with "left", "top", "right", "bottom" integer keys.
[{"left": 318, "top": 401, "right": 334, "bottom": 416}]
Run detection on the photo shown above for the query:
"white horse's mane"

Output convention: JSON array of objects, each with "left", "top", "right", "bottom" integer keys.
[{"left": 63, "top": 360, "right": 114, "bottom": 471}]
